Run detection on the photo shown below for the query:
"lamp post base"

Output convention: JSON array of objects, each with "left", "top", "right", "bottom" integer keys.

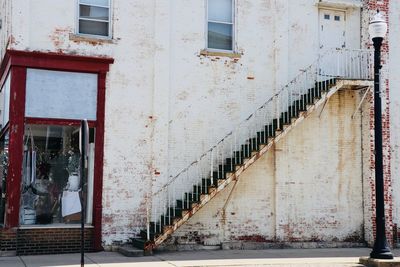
[
  {"left": 360, "top": 256, "right": 400, "bottom": 267},
  {"left": 370, "top": 250, "right": 394, "bottom": 260}
]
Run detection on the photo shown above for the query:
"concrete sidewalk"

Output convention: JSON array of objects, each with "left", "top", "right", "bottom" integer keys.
[{"left": 1, "top": 248, "right": 399, "bottom": 267}]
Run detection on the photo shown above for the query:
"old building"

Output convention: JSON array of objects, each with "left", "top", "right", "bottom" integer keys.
[{"left": 0, "top": 0, "right": 398, "bottom": 256}]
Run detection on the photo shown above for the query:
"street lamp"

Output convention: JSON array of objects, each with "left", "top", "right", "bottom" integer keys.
[{"left": 368, "top": 10, "right": 393, "bottom": 260}]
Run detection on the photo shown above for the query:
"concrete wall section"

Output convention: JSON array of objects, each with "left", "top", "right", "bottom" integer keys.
[
  {"left": 275, "top": 90, "right": 363, "bottom": 243},
  {"left": 1, "top": 0, "right": 374, "bottom": 247},
  {"left": 166, "top": 90, "right": 364, "bottom": 247},
  {"left": 389, "top": 0, "right": 400, "bottom": 228}
]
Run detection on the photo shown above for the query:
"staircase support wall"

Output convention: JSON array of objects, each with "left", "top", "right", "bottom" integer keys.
[{"left": 160, "top": 89, "right": 366, "bottom": 249}]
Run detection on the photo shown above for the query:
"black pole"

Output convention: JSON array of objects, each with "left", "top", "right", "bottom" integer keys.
[
  {"left": 80, "top": 119, "right": 89, "bottom": 266},
  {"left": 370, "top": 37, "right": 393, "bottom": 260}
]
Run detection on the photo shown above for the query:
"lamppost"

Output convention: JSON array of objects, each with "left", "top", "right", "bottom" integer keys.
[{"left": 368, "top": 10, "right": 393, "bottom": 260}]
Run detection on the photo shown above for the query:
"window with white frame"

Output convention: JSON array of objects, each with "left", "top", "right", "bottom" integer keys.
[
  {"left": 207, "top": 0, "right": 234, "bottom": 51},
  {"left": 78, "top": 0, "right": 111, "bottom": 37}
]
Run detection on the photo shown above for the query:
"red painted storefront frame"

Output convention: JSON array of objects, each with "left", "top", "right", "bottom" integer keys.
[{"left": 0, "top": 50, "right": 113, "bottom": 251}]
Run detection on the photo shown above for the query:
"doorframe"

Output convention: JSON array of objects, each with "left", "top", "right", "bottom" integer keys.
[{"left": 318, "top": 7, "right": 347, "bottom": 50}]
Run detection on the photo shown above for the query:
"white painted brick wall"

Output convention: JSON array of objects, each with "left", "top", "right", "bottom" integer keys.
[
  {"left": 166, "top": 90, "right": 364, "bottom": 246},
  {"left": 1, "top": 0, "right": 398, "bottom": 247},
  {"left": 389, "top": 0, "right": 400, "bottom": 230}
]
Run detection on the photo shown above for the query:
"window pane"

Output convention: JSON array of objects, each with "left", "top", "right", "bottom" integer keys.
[
  {"left": 0, "top": 131, "right": 9, "bottom": 225},
  {"left": 26, "top": 69, "right": 98, "bottom": 120},
  {"left": 208, "top": 0, "right": 232, "bottom": 23},
  {"left": 80, "top": 5, "right": 109, "bottom": 21},
  {"left": 80, "top": 0, "right": 109, "bottom": 7},
  {"left": 208, "top": 22, "right": 233, "bottom": 50},
  {"left": 79, "top": 19, "right": 109, "bottom": 36},
  {"left": 0, "top": 73, "right": 10, "bottom": 129},
  {"left": 20, "top": 125, "right": 95, "bottom": 225}
]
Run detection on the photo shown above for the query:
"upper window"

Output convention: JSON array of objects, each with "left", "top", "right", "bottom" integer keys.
[
  {"left": 207, "top": 0, "right": 234, "bottom": 51},
  {"left": 78, "top": 0, "right": 111, "bottom": 37}
]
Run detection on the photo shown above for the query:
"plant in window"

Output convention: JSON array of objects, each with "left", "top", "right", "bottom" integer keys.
[{"left": 67, "top": 149, "right": 80, "bottom": 175}]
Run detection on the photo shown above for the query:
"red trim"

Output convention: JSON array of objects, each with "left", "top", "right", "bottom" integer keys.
[
  {"left": 0, "top": 50, "right": 113, "bottom": 250},
  {"left": 93, "top": 72, "right": 106, "bottom": 251},
  {"left": 5, "top": 66, "right": 26, "bottom": 227},
  {"left": 8, "top": 50, "right": 113, "bottom": 74},
  {"left": 25, "top": 118, "right": 96, "bottom": 128}
]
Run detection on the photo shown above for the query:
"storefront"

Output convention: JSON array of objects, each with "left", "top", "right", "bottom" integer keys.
[{"left": 0, "top": 50, "right": 113, "bottom": 254}]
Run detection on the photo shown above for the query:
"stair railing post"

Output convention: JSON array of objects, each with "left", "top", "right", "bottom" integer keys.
[
  {"left": 146, "top": 205, "right": 150, "bottom": 241},
  {"left": 276, "top": 94, "right": 280, "bottom": 131},
  {"left": 211, "top": 148, "right": 214, "bottom": 188}
]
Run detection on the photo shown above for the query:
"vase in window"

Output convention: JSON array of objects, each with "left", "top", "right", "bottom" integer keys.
[{"left": 66, "top": 150, "right": 80, "bottom": 191}]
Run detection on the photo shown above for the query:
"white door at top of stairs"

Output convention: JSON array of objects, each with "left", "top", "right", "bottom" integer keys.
[
  {"left": 319, "top": 8, "right": 346, "bottom": 77},
  {"left": 319, "top": 9, "right": 346, "bottom": 50}
]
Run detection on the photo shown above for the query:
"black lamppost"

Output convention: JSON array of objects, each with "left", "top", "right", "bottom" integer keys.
[{"left": 368, "top": 10, "right": 393, "bottom": 260}]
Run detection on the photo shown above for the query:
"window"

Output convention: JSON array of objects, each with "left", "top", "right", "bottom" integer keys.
[
  {"left": 78, "top": 0, "right": 111, "bottom": 37},
  {"left": 20, "top": 125, "right": 95, "bottom": 225},
  {"left": 334, "top": 15, "right": 340, "bottom": 21},
  {"left": 324, "top": 14, "right": 330, "bottom": 20},
  {"left": 0, "top": 73, "right": 11, "bottom": 129},
  {"left": 26, "top": 69, "right": 98, "bottom": 121},
  {"left": 207, "top": 0, "right": 234, "bottom": 51},
  {"left": 0, "top": 131, "right": 9, "bottom": 225}
]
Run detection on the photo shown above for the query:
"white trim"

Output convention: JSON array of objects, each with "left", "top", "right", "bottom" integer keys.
[
  {"left": 79, "top": 17, "right": 109, "bottom": 23},
  {"left": 79, "top": 3, "right": 109, "bottom": 9},
  {"left": 77, "top": 0, "right": 112, "bottom": 38},
  {"left": 316, "top": 0, "right": 362, "bottom": 9},
  {"left": 208, "top": 19, "right": 233, "bottom": 25}
]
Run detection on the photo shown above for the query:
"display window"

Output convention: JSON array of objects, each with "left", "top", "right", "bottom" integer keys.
[
  {"left": 0, "top": 131, "right": 9, "bottom": 226},
  {"left": 20, "top": 124, "right": 95, "bottom": 225}
]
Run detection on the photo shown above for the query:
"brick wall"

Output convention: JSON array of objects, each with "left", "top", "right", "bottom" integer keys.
[
  {"left": 0, "top": 228, "right": 16, "bottom": 254},
  {"left": 389, "top": 0, "right": 400, "bottom": 240},
  {"left": 361, "top": 0, "right": 393, "bottom": 246},
  {"left": 1, "top": 227, "right": 95, "bottom": 256},
  {"left": 162, "top": 90, "right": 366, "bottom": 249}
]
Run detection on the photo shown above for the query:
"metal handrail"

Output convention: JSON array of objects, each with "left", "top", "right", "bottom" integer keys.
[{"left": 149, "top": 48, "right": 373, "bottom": 228}]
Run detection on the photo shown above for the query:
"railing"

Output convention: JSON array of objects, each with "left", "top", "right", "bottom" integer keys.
[{"left": 148, "top": 48, "right": 373, "bottom": 234}]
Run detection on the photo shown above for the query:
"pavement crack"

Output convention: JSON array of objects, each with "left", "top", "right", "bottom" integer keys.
[
  {"left": 18, "top": 256, "right": 27, "bottom": 267},
  {"left": 155, "top": 255, "right": 178, "bottom": 267},
  {"left": 85, "top": 255, "right": 100, "bottom": 266}
]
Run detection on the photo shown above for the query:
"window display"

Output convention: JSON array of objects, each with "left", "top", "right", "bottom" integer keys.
[
  {"left": 20, "top": 125, "right": 94, "bottom": 225},
  {"left": 0, "top": 132, "right": 9, "bottom": 225}
]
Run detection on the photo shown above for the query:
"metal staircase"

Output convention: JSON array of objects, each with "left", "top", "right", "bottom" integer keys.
[{"left": 132, "top": 49, "right": 373, "bottom": 253}]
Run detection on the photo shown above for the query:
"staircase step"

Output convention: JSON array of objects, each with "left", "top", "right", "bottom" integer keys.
[
  {"left": 161, "top": 215, "right": 176, "bottom": 226},
  {"left": 280, "top": 111, "right": 290, "bottom": 125},
  {"left": 185, "top": 192, "right": 201, "bottom": 202},
  {"left": 193, "top": 185, "right": 208, "bottom": 195},
  {"left": 176, "top": 199, "right": 199, "bottom": 210},
  {"left": 202, "top": 178, "right": 212, "bottom": 187},
  {"left": 132, "top": 238, "right": 147, "bottom": 250},
  {"left": 118, "top": 245, "right": 145, "bottom": 257},
  {"left": 153, "top": 221, "right": 165, "bottom": 233},
  {"left": 168, "top": 206, "right": 184, "bottom": 218},
  {"left": 241, "top": 144, "right": 251, "bottom": 158},
  {"left": 225, "top": 157, "right": 241, "bottom": 169},
  {"left": 288, "top": 105, "right": 299, "bottom": 119},
  {"left": 256, "top": 131, "right": 268, "bottom": 145},
  {"left": 265, "top": 124, "right": 276, "bottom": 138},
  {"left": 233, "top": 152, "right": 244, "bottom": 165},
  {"left": 140, "top": 230, "right": 156, "bottom": 241}
]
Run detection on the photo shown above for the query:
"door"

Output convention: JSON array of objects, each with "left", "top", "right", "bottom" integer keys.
[
  {"left": 319, "top": 9, "right": 346, "bottom": 77},
  {"left": 319, "top": 9, "right": 346, "bottom": 50}
]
